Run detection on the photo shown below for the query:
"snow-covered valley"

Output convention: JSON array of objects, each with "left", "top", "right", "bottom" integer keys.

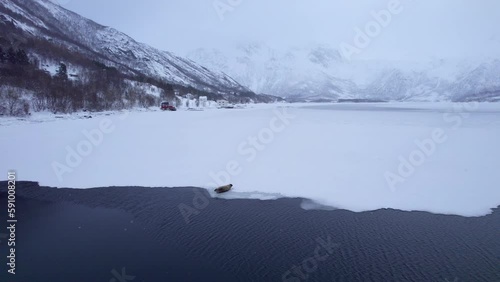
[{"left": 2, "top": 102, "right": 499, "bottom": 217}]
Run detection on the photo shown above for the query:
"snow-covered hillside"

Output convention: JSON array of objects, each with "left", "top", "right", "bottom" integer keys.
[{"left": 0, "top": 0, "right": 250, "bottom": 95}]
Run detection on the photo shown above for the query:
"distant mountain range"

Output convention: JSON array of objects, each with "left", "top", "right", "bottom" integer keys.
[{"left": 187, "top": 43, "right": 500, "bottom": 102}]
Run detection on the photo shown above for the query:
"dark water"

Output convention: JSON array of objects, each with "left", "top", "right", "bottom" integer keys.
[{"left": 0, "top": 182, "right": 498, "bottom": 282}]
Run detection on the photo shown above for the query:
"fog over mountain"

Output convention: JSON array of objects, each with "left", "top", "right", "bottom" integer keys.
[
  {"left": 53, "top": 0, "right": 500, "bottom": 101},
  {"left": 187, "top": 43, "right": 500, "bottom": 101},
  {"left": 59, "top": 0, "right": 500, "bottom": 61}
]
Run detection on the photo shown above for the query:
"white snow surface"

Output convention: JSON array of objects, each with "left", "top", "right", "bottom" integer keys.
[{"left": 2, "top": 103, "right": 500, "bottom": 217}]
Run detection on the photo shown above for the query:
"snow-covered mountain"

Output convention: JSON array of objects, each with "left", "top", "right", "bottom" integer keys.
[
  {"left": 451, "top": 60, "right": 500, "bottom": 101},
  {"left": 2, "top": 0, "right": 498, "bottom": 103},
  {"left": 188, "top": 43, "right": 500, "bottom": 102},
  {"left": 187, "top": 44, "right": 357, "bottom": 101},
  {"left": 0, "top": 0, "right": 253, "bottom": 95},
  {"left": 360, "top": 59, "right": 500, "bottom": 102}
]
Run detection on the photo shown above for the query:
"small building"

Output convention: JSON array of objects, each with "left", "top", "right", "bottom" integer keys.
[
  {"left": 217, "top": 100, "right": 229, "bottom": 108},
  {"left": 199, "top": 96, "right": 208, "bottom": 107}
]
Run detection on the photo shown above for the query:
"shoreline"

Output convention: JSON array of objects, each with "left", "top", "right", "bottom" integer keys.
[{"left": 2, "top": 181, "right": 498, "bottom": 218}]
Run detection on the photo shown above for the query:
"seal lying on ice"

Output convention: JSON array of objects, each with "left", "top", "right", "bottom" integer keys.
[{"left": 214, "top": 184, "right": 233, "bottom": 194}]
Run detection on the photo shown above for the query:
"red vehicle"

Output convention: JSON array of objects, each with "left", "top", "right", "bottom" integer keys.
[{"left": 160, "top": 101, "right": 176, "bottom": 111}]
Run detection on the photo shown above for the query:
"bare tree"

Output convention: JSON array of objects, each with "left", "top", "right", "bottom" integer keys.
[
  {"left": 5, "top": 88, "right": 21, "bottom": 115},
  {"left": 1, "top": 87, "right": 30, "bottom": 116}
]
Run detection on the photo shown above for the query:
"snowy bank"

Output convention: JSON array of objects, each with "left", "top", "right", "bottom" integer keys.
[{"left": 1, "top": 102, "right": 500, "bottom": 217}]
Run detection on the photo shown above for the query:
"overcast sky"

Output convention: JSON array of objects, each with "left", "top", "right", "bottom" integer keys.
[{"left": 55, "top": 0, "right": 500, "bottom": 60}]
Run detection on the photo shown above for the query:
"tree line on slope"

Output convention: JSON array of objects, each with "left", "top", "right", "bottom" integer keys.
[
  {"left": 0, "top": 42, "right": 264, "bottom": 117},
  {"left": 0, "top": 41, "right": 226, "bottom": 116},
  {"left": 0, "top": 46, "right": 160, "bottom": 116}
]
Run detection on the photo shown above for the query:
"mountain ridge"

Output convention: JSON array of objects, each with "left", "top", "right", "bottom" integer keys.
[
  {"left": 0, "top": 0, "right": 275, "bottom": 100},
  {"left": 187, "top": 43, "right": 500, "bottom": 102}
]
